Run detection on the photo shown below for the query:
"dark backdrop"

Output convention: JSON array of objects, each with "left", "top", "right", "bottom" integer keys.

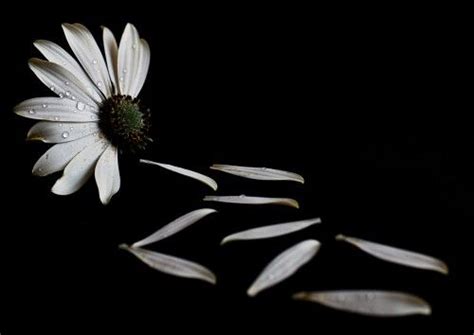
[{"left": 0, "top": 5, "right": 471, "bottom": 334}]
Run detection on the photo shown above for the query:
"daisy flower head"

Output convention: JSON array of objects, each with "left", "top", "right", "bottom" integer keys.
[{"left": 14, "top": 23, "right": 151, "bottom": 204}]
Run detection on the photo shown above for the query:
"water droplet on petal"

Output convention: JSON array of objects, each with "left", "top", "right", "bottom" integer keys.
[
  {"left": 96, "top": 81, "right": 102, "bottom": 87},
  {"left": 90, "top": 115, "right": 98, "bottom": 120},
  {"left": 132, "top": 43, "right": 137, "bottom": 49},
  {"left": 76, "top": 102, "right": 85, "bottom": 111},
  {"left": 28, "top": 109, "right": 35, "bottom": 115},
  {"left": 50, "top": 86, "right": 55, "bottom": 91},
  {"left": 64, "top": 81, "right": 70, "bottom": 86},
  {"left": 119, "top": 77, "right": 124, "bottom": 81},
  {"left": 92, "top": 59, "right": 97, "bottom": 64},
  {"left": 54, "top": 116, "right": 60, "bottom": 121},
  {"left": 239, "top": 194, "right": 246, "bottom": 198},
  {"left": 69, "top": 126, "right": 74, "bottom": 131},
  {"left": 59, "top": 93, "right": 64, "bottom": 98},
  {"left": 42, "top": 104, "right": 48, "bottom": 108},
  {"left": 122, "top": 69, "right": 127, "bottom": 73},
  {"left": 71, "top": 96, "right": 76, "bottom": 100},
  {"left": 61, "top": 131, "right": 69, "bottom": 139},
  {"left": 58, "top": 123, "right": 63, "bottom": 127},
  {"left": 65, "top": 91, "right": 71, "bottom": 97}
]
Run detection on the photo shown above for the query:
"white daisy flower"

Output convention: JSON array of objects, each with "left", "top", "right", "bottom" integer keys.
[{"left": 14, "top": 23, "right": 151, "bottom": 204}]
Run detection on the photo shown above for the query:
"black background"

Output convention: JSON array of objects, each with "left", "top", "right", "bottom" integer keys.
[{"left": 0, "top": 4, "right": 471, "bottom": 334}]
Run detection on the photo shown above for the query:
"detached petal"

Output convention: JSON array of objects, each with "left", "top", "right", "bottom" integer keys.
[
  {"left": 62, "top": 23, "right": 112, "bottom": 97},
  {"left": 293, "top": 291, "right": 431, "bottom": 317},
  {"left": 203, "top": 195, "right": 299, "bottom": 208},
  {"left": 95, "top": 145, "right": 120, "bottom": 205},
  {"left": 140, "top": 159, "right": 218, "bottom": 191},
  {"left": 52, "top": 138, "right": 108, "bottom": 195},
  {"left": 120, "top": 245, "right": 216, "bottom": 284}
]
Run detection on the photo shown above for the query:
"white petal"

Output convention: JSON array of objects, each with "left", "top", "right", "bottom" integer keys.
[
  {"left": 15, "top": 97, "right": 99, "bottom": 122},
  {"left": 247, "top": 240, "right": 320, "bottom": 297},
  {"left": 203, "top": 195, "right": 299, "bottom": 209},
  {"left": 52, "top": 138, "right": 108, "bottom": 195},
  {"left": 118, "top": 23, "right": 141, "bottom": 96},
  {"left": 221, "top": 217, "right": 321, "bottom": 245},
  {"left": 95, "top": 145, "right": 120, "bottom": 205},
  {"left": 336, "top": 234, "right": 449, "bottom": 275},
  {"left": 120, "top": 244, "right": 216, "bottom": 284},
  {"left": 102, "top": 26, "right": 119, "bottom": 94},
  {"left": 130, "top": 39, "right": 150, "bottom": 98},
  {"left": 33, "top": 40, "right": 103, "bottom": 102},
  {"left": 62, "top": 23, "right": 112, "bottom": 97},
  {"left": 28, "top": 58, "right": 100, "bottom": 107},
  {"left": 211, "top": 164, "right": 305, "bottom": 184},
  {"left": 140, "top": 159, "right": 218, "bottom": 191},
  {"left": 132, "top": 209, "right": 218, "bottom": 248},
  {"left": 27, "top": 121, "right": 99, "bottom": 143},
  {"left": 293, "top": 291, "right": 432, "bottom": 317},
  {"left": 32, "top": 134, "right": 101, "bottom": 176}
]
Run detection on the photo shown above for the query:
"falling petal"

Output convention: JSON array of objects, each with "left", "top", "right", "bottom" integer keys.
[
  {"left": 132, "top": 208, "right": 218, "bottom": 248},
  {"left": 203, "top": 195, "right": 299, "bottom": 209},
  {"left": 247, "top": 240, "right": 320, "bottom": 297},
  {"left": 293, "top": 291, "right": 431, "bottom": 317},
  {"left": 336, "top": 234, "right": 449, "bottom": 275},
  {"left": 120, "top": 244, "right": 216, "bottom": 284},
  {"left": 140, "top": 159, "right": 218, "bottom": 191},
  {"left": 211, "top": 164, "right": 304, "bottom": 184},
  {"left": 221, "top": 217, "right": 321, "bottom": 245}
]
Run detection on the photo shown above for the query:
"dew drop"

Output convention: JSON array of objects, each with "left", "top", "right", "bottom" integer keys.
[
  {"left": 132, "top": 43, "right": 137, "bottom": 49},
  {"left": 96, "top": 81, "right": 102, "bottom": 87},
  {"left": 59, "top": 93, "right": 64, "bottom": 98},
  {"left": 64, "top": 81, "right": 70, "bottom": 86},
  {"left": 92, "top": 59, "right": 98, "bottom": 64},
  {"left": 119, "top": 76, "right": 124, "bottom": 82},
  {"left": 54, "top": 116, "right": 60, "bottom": 121},
  {"left": 61, "top": 131, "right": 69, "bottom": 139},
  {"left": 50, "top": 86, "right": 55, "bottom": 91},
  {"left": 71, "top": 96, "right": 76, "bottom": 101},
  {"left": 42, "top": 104, "right": 48, "bottom": 108},
  {"left": 69, "top": 126, "right": 74, "bottom": 131},
  {"left": 28, "top": 109, "right": 35, "bottom": 115},
  {"left": 65, "top": 91, "right": 71, "bottom": 97},
  {"left": 76, "top": 101, "right": 85, "bottom": 111},
  {"left": 90, "top": 115, "right": 98, "bottom": 120},
  {"left": 122, "top": 69, "right": 127, "bottom": 73},
  {"left": 58, "top": 123, "right": 63, "bottom": 127},
  {"left": 261, "top": 167, "right": 267, "bottom": 171},
  {"left": 239, "top": 194, "right": 246, "bottom": 198}
]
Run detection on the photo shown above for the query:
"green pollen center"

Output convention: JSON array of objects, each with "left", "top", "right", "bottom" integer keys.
[{"left": 99, "top": 95, "right": 151, "bottom": 152}]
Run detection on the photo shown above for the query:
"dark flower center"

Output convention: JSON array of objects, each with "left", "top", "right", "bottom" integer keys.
[{"left": 99, "top": 95, "right": 151, "bottom": 153}]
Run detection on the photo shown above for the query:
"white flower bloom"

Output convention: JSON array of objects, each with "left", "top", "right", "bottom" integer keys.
[{"left": 15, "top": 23, "right": 151, "bottom": 204}]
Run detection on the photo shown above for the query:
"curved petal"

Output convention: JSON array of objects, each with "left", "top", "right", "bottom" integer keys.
[
  {"left": 102, "top": 26, "right": 119, "bottom": 94},
  {"left": 27, "top": 121, "right": 99, "bottom": 143},
  {"left": 32, "top": 133, "right": 101, "bottom": 176},
  {"left": 52, "top": 138, "right": 108, "bottom": 195},
  {"left": 118, "top": 23, "right": 141, "bottom": 96},
  {"left": 33, "top": 40, "right": 103, "bottom": 102},
  {"left": 28, "top": 58, "right": 100, "bottom": 107},
  {"left": 95, "top": 145, "right": 120, "bottom": 204},
  {"left": 130, "top": 39, "right": 150, "bottom": 98},
  {"left": 62, "top": 23, "right": 112, "bottom": 97},
  {"left": 15, "top": 97, "right": 99, "bottom": 122}
]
